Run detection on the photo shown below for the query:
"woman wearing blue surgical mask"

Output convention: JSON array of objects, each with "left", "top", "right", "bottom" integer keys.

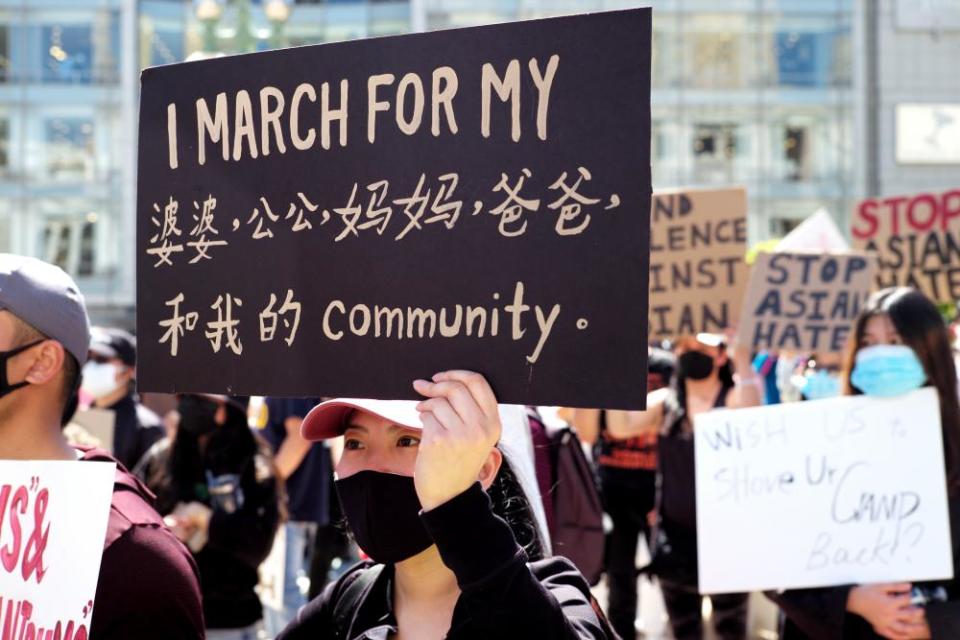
[{"left": 771, "top": 287, "right": 960, "bottom": 640}]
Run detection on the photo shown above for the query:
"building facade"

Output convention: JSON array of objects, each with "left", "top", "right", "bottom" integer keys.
[
  {"left": 3, "top": 0, "right": 957, "bottom": 320},
  {"left": 423, "top": 0, "right": 856, "bottom": 242},
  {"left": 859, "top": 0, "right": 960, "bottom": 199},
  {"left": 0, "top": 0, "right": 136, "bottom": 323}
]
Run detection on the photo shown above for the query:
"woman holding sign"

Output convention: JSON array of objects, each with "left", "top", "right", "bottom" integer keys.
[
  {"left": 607, "top": 333, "right": 763, "bottom": 640},
  {"left": 277, "top": 370, "right": 616, "bottom": 639},
  {"left": 772, "top": 287, "right": 960, "bottom": 640}
]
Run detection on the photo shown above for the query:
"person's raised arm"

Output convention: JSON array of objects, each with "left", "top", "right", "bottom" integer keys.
[
  {"left": 567, "top": 408, "right": 600, "bottom": 446},
  {"left": 274, "top": 414, "right": 312, "bottom": 480},
  {"left": 604, "top": 387, "right": 669, "bottom": 439},
  {"left": 412, "top": 371, "right": 610, "bottom": 638},
  {"left": 727, "top": 343, "right": 763, "bottom": 409}
]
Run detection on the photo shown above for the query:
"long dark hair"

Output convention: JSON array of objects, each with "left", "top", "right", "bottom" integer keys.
[
  {"left": 154, "top": 399, "right": 263, "bottom": 515},
  {"left": 842, "top": 287, "right": 960, "bottom": 496},
  {"left": 487, "top": 453, "right": 546, "bottom": 561}
]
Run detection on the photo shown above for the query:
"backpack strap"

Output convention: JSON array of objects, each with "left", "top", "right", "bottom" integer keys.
[
  {"left": 661, "top": 388, "right": 685, "bottom": 438},
  {"left": 331, "top": 562, "right": 385, "bottom": 638},
  {"left": 589, "top": 594, "right": 622, "bottom": 640}
]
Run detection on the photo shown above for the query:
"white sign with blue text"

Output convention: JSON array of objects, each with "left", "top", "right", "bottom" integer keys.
[{"left": 695, "top": 388, "right": 953, "bottom": 594}]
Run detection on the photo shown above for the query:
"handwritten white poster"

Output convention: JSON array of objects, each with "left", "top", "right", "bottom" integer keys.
[
  {"left": 695, "top": 388, "right": 953, "bottom": 594},
  {"left": 0, "top": 460, "right": 115, "bottom": 637}
]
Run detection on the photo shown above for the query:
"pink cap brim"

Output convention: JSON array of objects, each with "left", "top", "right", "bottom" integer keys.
[{"left": 301, "top": 398, "right": 425, "bottom": 441}]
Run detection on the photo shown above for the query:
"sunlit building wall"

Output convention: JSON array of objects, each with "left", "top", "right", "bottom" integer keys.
[
  {"left": 863, "top": 0, "right": 960, "bottom": 198},
  {"left": 0, "top": 0, "right": 136, "bottom": 323},
  {"left": 10, "top": 1, "right": 954, "bottom": 319}
]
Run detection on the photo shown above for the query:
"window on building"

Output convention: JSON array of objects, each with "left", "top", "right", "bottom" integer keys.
[
  {"left": 0, "top": 25, "right": 9, "bottom": 82},
  {"left": 771, "top": 217, "right": 803, "bottom": 238},
  {"left": 44, "top": 25, "right": 92, "bottom": 82},
  {"left": 693, "top": 123, "right": 738, "bottom": 183},
  {"left": 773, "top": 16, "right": 847, "bottom": 90},
  {"left": 0, "top": 206, "right": 11, "bottom": 254},
  {"left": 148, "top": 28, "right": 185, "bottom": 66},
  {"left": 0, "top": 119, "right": 8, "bottom": 171},
  {"left": 45, "top": 118, "right": 95, "bottom": 180},
  {"left": 41, "top": 217, "right": 97, "bottom": 278},
  {"left": 776, "top": 32, "right": 817, "bottom": 87},
  {"left": 694, "top": 124, "right": 737, "bottom": 160},
  {"left": 42, "top": 12, "right": 119, "bottom": 84},
  {"left": 652, "top": 120, "right": 667, "bottom": 160},
  {"left": 832, "top": 26, "right": 852, "bottom": 87},
  {"left": 783, "top": 125, "right": 809, "bottom": 181},
  {"left": 692, "top": 31, "right": 742, "bottom": 88}
]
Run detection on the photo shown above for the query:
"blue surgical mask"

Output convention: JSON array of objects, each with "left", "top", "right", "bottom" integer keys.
[
  {"left": 801, "top": 369, "right": 841, "bottom": 400},
  {"left": 850, "top": 344, "right": 927, "bottom": 397}
]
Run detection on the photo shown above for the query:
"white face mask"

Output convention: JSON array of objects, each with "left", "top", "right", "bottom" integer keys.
[{"left": 81, "top": 362, "right": 121, "bottom": 400}]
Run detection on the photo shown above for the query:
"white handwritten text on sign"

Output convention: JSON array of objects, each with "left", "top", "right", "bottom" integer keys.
[
  {"left": 0, "top": 461, "right": 115, "bottom": 638},
  {"left": 694, "top": 388, "right": 953, "bottom": 594}
]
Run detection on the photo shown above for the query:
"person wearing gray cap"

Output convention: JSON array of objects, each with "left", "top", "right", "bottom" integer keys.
[{"left": 0, "top": 254, "right": 205, "bottom": 639}]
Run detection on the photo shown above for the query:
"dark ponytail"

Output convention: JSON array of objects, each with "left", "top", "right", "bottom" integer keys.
[{"left": 488, "top": 454, "right": 547, "bottom": 562}]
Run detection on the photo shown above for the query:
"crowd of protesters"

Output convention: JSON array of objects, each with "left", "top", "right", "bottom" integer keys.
[{"left": 2, "top": 251, "right": 959, "bottom": 639}]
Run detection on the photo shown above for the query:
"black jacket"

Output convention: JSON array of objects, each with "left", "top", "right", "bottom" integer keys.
[
  {"left": 195, "top": 445, "right": 280, "bottom": 629},
  {"left": 278, "top": 482, "right": 613, "bottom": 639},
  {"left": 770, "top": 496, "right": 960, "bottom": 639},
  {"left": 109, "top": 394, "right": 164, "bottom": 471},
  {"left": 141, "top": 429, "right": 281, "bottom": 629}
]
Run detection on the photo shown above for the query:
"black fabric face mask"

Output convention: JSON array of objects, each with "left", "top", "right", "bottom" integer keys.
[
  {"left": 177, "top": 395, "right": 220, "bottom": 437},
  {"left": 335, "top": 470, "right": 434, "bottom": 564},
  {"left": 678, "top": 350, "right": 716, "bottom": 381},
  {"left": 0, "top": 340, "right": 45, "bottom": 401}
]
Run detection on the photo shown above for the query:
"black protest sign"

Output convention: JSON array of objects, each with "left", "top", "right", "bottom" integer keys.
[
  {"left": 738, "top": 252, "right": 877, "bottom": 354},
  {"left": 136, "top": 10, "right": 652, "bottom": 409},
  {"left": 648, "top": 187, "right": 748, "bottom": 341}
]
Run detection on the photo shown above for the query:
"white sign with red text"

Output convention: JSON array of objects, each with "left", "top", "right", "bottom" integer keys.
[
  {"left": 695, "top": 388, "right": 953, "bottom": 594},
  {"left": 0, "top": 460, "right": 115, "bottom": 638}
]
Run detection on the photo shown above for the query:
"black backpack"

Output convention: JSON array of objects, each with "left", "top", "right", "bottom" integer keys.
[{"left": 528, "top": 408, "right": 606, "bottom": 586}]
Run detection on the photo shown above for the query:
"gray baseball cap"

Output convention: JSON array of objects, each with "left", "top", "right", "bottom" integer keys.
[{"left": 0, "top": 254, "right": 90, "bottom": 365}]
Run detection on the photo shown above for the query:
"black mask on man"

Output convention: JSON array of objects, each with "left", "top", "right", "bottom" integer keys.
[
  {"left": 678, "top": 350, "right": 716, "bottom": 380},
  {"left": 0, "top": 340, "right": 44, "bottom": 401},
  {"left": 335, "top": 470, "right": 434, "bottom": 564}
]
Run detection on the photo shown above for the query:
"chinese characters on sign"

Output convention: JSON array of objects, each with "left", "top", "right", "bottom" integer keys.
[{"left": 146, "top": 169, "right": 621, "bottom": 262}]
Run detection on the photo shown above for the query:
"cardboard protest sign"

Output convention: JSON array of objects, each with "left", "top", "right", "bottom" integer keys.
[
  {"left": 648, "top": 187, "right": 748, "bottom": 341},
  {"left": 695, "top": 388, "right": 952, "bottom": 594},
  {"left": 852, "top": 188, "right": 960, "bottom": 302},
  {"left": 776, "top": 208, "right": 849, "bottom": 253},
  {"left": 738, "top": 252, "right": 877, "bottom": 354},
  {"left": 69, "top": 408, "right": 116, "bottom": 452},
  {"left": 136, "top": 9, "right": 652, "bottom": 409},
  {"left": 0, "top": 461, "right": 116, "bottom": 636}
]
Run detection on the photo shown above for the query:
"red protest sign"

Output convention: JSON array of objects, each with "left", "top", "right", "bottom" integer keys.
[
  {"left": 0, "top": 462, "right": 115, "bottom": 639},
  {"left": 852, "top": 189, "right": 960, "bottom": 302}
]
